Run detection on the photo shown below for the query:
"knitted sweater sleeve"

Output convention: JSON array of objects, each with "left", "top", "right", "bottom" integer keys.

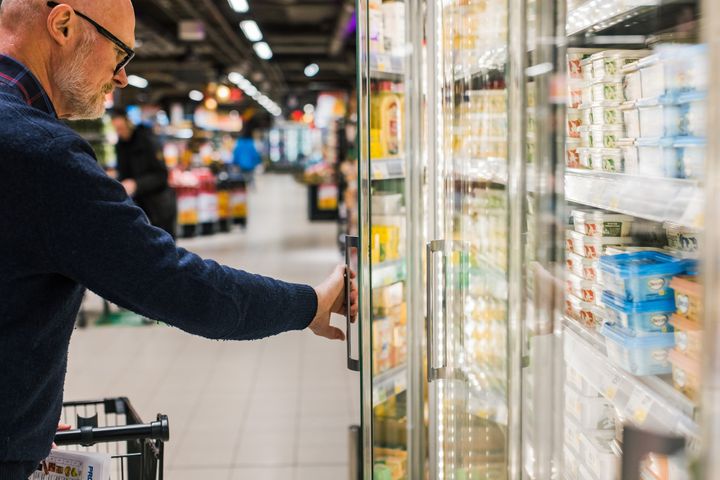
[{"left": 36, "top": 134, "right": 317, "bottom": 340}]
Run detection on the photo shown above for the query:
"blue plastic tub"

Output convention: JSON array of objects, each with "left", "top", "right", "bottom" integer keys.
[
  {"left": 599, "top": 252, "right": 692, "bottom": 302},
  {"left": 601, "top": 291, "right": 675, "bottom": 334},
  {"left": 601, "top": 323, "right": 675, "bottom": 376}
]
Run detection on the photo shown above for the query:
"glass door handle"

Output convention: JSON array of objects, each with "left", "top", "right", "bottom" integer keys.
[
  {"left": 345, "top": 235, "right": 360, "bottom": 371},
  {"left": 426, "top": 240, "right": 448, "bottom": 382},
  {"left": 620, "top": 425, "right": 685, "bottom": 480}
]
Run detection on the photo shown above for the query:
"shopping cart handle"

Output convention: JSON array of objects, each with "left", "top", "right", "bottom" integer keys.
[{"left": 53, "top": 414, "right": 170, "bottom": 447}]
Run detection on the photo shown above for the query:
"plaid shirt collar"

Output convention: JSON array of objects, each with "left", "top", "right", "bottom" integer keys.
[{"left": 0, "top": 54, "right": 57, "bottom": 118}]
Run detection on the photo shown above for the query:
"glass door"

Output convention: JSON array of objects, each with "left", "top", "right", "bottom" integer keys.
[{"left": 425, "top": 0, "right": 518, "bottom": 478}]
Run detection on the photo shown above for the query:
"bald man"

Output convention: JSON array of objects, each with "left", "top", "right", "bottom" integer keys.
[{"left": 0, "top": 1, "right": 356, "bottom": 476}]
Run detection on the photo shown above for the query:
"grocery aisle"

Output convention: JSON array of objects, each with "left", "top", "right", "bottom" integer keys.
[{"left": 64, "top": 173, "right": 360, "bottom": 480}]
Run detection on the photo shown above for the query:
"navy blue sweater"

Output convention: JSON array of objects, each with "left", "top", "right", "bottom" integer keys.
[{"left": 0, "top": 58, "right": 317, "bottom": 479}]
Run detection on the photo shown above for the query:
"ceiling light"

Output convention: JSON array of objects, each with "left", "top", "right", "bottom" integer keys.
[
  {"left": 188, "top": 90, "right": 204, "bottom": 102},
  {"left": 245, "top": 85, "right": 258, "bottom": 96},
  {"left": 253, "top": 42, "right": 273, "bottom": 60},
  {"left": 228, "top": 0, "right": 249, "bottom": 13},
  {"left": 304, "top": 63, "right": 319, "bottom": 78},
  {"left": 127, "top": 75, "right": 148, "bottom": 89},
  {"left": 204, "top": 98, "right": 218, "bottom": 110},
  {"left": 228, "top": 72, "right": 244, "bottom": 84},
  {"left": 240, "top": 20, "right": 263, "bottom": 42},
  {"left": 217, "top": 85, "right": 231, "bottom": 101},
  {"left": 303, "top": 104, "right": 315, "bottom": 114}
]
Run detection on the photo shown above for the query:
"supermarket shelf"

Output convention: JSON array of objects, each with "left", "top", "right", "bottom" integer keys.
[
  {"left": 565, "top": 169, "right": 704, "bottom": 228},
  {"left": 370, "top": 53, "right": 404, "bottom": 80},
  {"left": 371, "top": 157, "right": 405, "bottom": 180},
  {"left": 563, "top": 317, "right": 700, "bottom": 442},
  {"left": 567, "top": 0, "right": 660, "bottom": 36},
  {"left": 373, "top": 364, "right": 407, "bottom": 407},
  {"left": 371, "top": 260, "right": 406, "bottom": 289}
]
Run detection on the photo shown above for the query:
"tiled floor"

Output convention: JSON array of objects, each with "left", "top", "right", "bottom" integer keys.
[{"left": 64, "top": 173, "right": 361, "bottom": 479}]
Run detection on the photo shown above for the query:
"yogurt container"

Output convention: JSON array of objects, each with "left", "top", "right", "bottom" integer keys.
[
  {"left": 599, "top": 251, "right": 692, "bottom": 301},
  {"left": 677, "top": 91, "right": 707, "bottom": 137},
  {"left": 639, "top": 54, "right": 667, "bottom": 99},
  {"left": 567, "top": 272, "right": 600, "bottom": 304},
  {"left": 565, "top": 386, "right": 615, "bottom": 429},
  {"left": 579, "top": 126, "right": 592, "bottom": 148},
  {"left": 622, "top": 106, "right": 640, "bottom": 138},
  {"left": 566, "top": 293, "right": 601, "bottom": 329},
  {"left": 580, "top": 106, "right": 593, "bottom": 126},
  {"left": 601, "top": 323, "right": 675, "bottom": 376},
  {"left": 568, "top": 81, "right": 584, "bottom": 109},
  {"left": 617, "top": 138, "right": 639, "bottom": 175},
  {"left": 567, "top": 108, "right": 583, "bottom": 138},
  {"left": 669, "top": 348, "right": 700, "bottom": 403},
  {"left": 591, "top": 125, "right": 624, "bottom": 148},
  {"left": 579, "top": 147, "right": 592, "bottom": 169},
  {"left": 580, "top": 433, "right": 619, "bottom": 480},
  {"left": 674, "top": 136, "right": 705, "bottom": 180},
  {"left": 637, "top": 98, "right": 681, "bottom": 138},
  {"left": 572, "top": 209, "right": 634, "bottom": 237},
  {"left": 601, "top": 291, "right": 675, "bottom": 334},
  {"left": 567, "top": 250, "right": 600, "bottom": 281},
  {"left": 592, "top": 104, "right": 623, "bottom": 125},
  {"left": 591, "top": 50, "right": 650, "bottom": 81},
  {"left": 636, "top": 137, "right": 682, "bottom": 178},
  {"left": 581, "top": 85, "right": 593, "bottom": 107},
  {"left": 592, "top": 81, "right": 624, "bottom": 103},
  {"left": 623, "top": 69, "right": 643, "bottom": 102},
  {"left": 581, "top": 57, "right": 594, "bottom": 82},
  {"left": 600, "top": 148, "right": 624, "bottom": 173},
  {"left": 568, "top": 230, "right": 633, "bottom": 259},
  {"left": 670, "top": 313, "right": 702, "bottom": 361},
  {"left": 566, "top": 139, "right": 582, "bottom": 168},
  {"left": 665, "top": 223, "right": 701, "bottom": 255},
  {"left": 669, "top": 275, "right": 702, "bottom": 323}
]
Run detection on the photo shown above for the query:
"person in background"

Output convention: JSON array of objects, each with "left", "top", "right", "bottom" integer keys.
[
  {"left": 233, "top": 107, "right": 262, "bottom": 185},
  {"left": 111, "top": 108, "right": 177, "bottom": 238}
]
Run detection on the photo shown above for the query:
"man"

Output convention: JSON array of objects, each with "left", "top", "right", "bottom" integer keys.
[
  {"left": 111, "top": 109, "right": 177, "bottom": 238},
  {"left": 0, "top": 1, "right": 357, "bottom": 477}
]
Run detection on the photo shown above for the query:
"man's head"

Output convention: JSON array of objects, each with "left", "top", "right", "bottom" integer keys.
[
  {"left": 0, "top": 0, "right": 136, "bottom": 120},
  {"left": 110, "top": 108, "right": 132, "bottom": 141}
]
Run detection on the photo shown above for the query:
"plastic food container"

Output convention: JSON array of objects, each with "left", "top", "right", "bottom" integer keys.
[
  {"left": 637, "top": 99, "right": 681, "bottom": 138},
  {"left": 592, "top": 81, "right": 624, "bottom": 103},
  {"left": 567, "top": 82, "right": 583, "bottom": 109},
  {"left": 669, "top": 275, "right": 701, "bottom": 322},
  {"left": 568, "top": 230, "right": 633, "bottom": 259},
  {"left": 617, "top": 139, "right": 639, "bottom": 175},
  {"left": 591, "top": 125, "right": 624, "bottom": 148},
  {"left": 566, "top": 293, "right": 600, "bottom": 329},
  {"left": 677, "top": 91, "right": 707, "bottom": 137},
  {"left": 591, "top": 50, "right": 650, "bottom": 80},
  {"left": 636, "top": 138, "right": 681, "bottom": 178},
  {"left": 623, "top": 69, "right": 643, "bottom": 102},
  {"left": 565, "top": 386, "right": 615, "bottom": 429},
  {"left": 372, "top": 192, "right": 403, "bottom": 214},
  {"left": 581, "top": 433, "right": 619, "bottom": 480},
  {"left": 566, "top": 139, "right": 582, "bottom": 168},
  {"left": 601, "top": 323, "right": 675, "bottom": 376},
  {"left": 622, "top": 106, "right": 640, "bottom": 138},
  {"left": 581, "top": 57, "right": 594, "bottom": 82},
  {"left": 579, "top": 147, "right": 592, "bottom": 169},
  {"left": 567, "top": 108, "right": 582, "bottom": 138},
  {"left": 572, "top": 209, "right": 634, "bottom": 237},
  {"left": 567, "top": 251, "right": 600, "bottom": 281},
  {"left": 674, "top": 136, "right": 705, "bottom": 180},
  {"left": 592, "top": 104, "right": 623, "bottom": 125},
  {"left": 670, "top": 314, "right": 702, "bottom": 361},
  {"left": 600, "top": 251, "right": 691, "bottom": 301},
  {"left": 665, "top": 224, "right": 701, "bottom": 255},
  {"left": 579, "top": 126, "right": 592, "bottom": 148},
  {"left": 639, "top": 54, "right": 666, "bottom": 99},
  {"left": 567, "top": 272, "right": 600, "bottom": 304},
  {"left": 580, "top": 106, "right": 593, "bottom": 126},
  {"left": 581, "top": 85, "right": 593, "bottom": 107},
  {"left": 669, "top": 348, "right": 700, "bottom": 403},
  {"left": 600, "top": 148, "right": 624, "bottom": 173},
  {"left": 601, "top": 291, "right": 675, "bottom": 334}
]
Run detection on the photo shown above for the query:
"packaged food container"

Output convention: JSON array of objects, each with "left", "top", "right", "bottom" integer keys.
[
  {"left": 592, "top": 104, "right": 623, "bottom": 125},
  {"left": 567, "top": 250, "right": 600, "bottom": 281},
  {"left": 579, "top": 126, "right": 592, "bottom": 148},
  {"left": 566, "top": 293, "right": 600, "bottom": 329},
  {"left": 601, "top": 323, "right": 675, "bottom": 376},
  {"left": 579, "top": 147, "right": 592, "bottom": 169},
  {"left": 566, "top": 139, "right": 582, "bottom": 168},
  {"left": 639, "top": 54, "right": 666, "bottom": 99},
  {"left": 591, "top": 125, "right": 624, "bottom": 148},
  {"left": 569, "top": 230, "right": 633, "bottom": 259},
  {"left": 565, "top": 386, "right": 615, "bottom": 429},
  {"left": 677, "top": 91, "right": 707, "bottom": 137},
  {"left": 581, "top": 85, "right": 593, "bottom": 107},
  {"left": 674, "top": 136, "right": 705, "bottom": 180},
  {"left": 600, "top": 148, "right": 624, "bottom": 173},
  {"left": 372, "top": 192, "right": 404, "bottom": 214},
  {"left": 656, "top": 43, "right": 709, "bottom": 93},
  {"left": 601, "top": 291, "right": 675, "bottom": 334},
  {"left": 580, "top": 106, "right": 593, "bottom": 126},
  {"left": 665, "top": 224, "right": 701, "bottom": 255},
  {"left": 567, "top": 81, "right": 584, "bottom": 109},
  {"left": 669, "top": 275, "right": 702, "bottom": 323},
  {"left": 617, "top": 139, "right": 639, "bottom": 175},
  {"left": 637, "top": 99, "right": 681, "bottom": 138},
  {"left": 566, "top": 364, "right": 600, "bottom": 397},
  {"left": 592, "top": 81, "right": 624, "bottom": 103},
  {"left": 636, "top": 138, "right": 682, "bottom": 178},
  {"left": 670, "top": 314, "right": 702, "bottom": 361},
  {"left": 573, "top": 209, "right": 634, "bottom": 237},
  {"left": 567, "top": 272, "right": 600, "bottom": 304},
  {"left": 567, "top": 108, "right": 583, "bottom": 138},
  {"left": 622, "top": 106, "right": 640, "bottom": 138},
  {"left": 599, "top": 251, "right": 691, "bottom": 301},
  {"left": 669, "top": 348, "right": 700, "bottom": 403},
  {"left": 581, "top": 433, "right": 619, "bottom": 480},
  {"left": 591, "top": 50, "right": 650, "bottom": 80},
  {"left": 581, "top": 57, "right": 594, "bottom": 82},
  {"left": 567, "top": 51, "right": 585, "bottom": 80},
  {"left": 623, "top": 69, "right": 643, "bottom": 102}
]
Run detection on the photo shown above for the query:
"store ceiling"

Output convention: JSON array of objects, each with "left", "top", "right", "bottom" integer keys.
[{"left": 126, "top": 0, "right": 356, "bottom": 108}]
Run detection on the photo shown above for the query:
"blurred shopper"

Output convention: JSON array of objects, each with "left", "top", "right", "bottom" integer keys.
[
  {"left": 0, "top": 1, "right": 356, "bottom": 477},
  {"left": 111, "top": 109, "right": 177, "bottom": 238},
  {"left": 233, "top": 107, "right": 262, "bottom": 184}
]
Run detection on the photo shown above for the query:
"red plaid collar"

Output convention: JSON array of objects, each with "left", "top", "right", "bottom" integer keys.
[{"left": 0, "top": 55, "right": 57, "bottom": 117}]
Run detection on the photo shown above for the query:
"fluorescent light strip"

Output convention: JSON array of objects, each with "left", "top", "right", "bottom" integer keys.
[
  {"left": 240, "top": 20, "right": 263, "bottom": 42},
  {"left": 127, "top": 75, "right": 148, "bottom": 89},
  {"left": 304, "top": 63, "right": 319, "bottom": 78},
  {"left": 228, "top": 0, "right": 249, "bottom": 13},
  {"left": 227, "top": 71, "right": 281, "bottom": 116},
  {"left": 253, "top": 42, "right": 273, "bottom": 60}
]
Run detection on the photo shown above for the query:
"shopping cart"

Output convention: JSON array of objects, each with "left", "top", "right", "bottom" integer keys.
[{"left": 53, "top": 398, "right": 170, "bottom": 480}]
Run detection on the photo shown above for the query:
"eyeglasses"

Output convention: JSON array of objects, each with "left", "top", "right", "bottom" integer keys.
[{"left": 46, "top": 1, "right": 135, "bottom": 75}]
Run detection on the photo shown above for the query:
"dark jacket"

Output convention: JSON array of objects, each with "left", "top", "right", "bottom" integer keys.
[
  {"left": 115, "top": 126, "right": 176, "bottom": 235},
  {"left": 0, "top": 58, "right": 318, "bottom": 479}
]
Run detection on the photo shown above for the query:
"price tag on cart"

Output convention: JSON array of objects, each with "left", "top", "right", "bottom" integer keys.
[{"left": 626, "top": 389, "right": 653, "bottom": 425}]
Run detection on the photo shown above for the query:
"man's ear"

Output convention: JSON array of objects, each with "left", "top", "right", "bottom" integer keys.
[{"left": 46, "top": 4, "right": 75, "bottom": 45}]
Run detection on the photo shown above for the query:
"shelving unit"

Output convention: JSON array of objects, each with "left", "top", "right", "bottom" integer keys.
[
  {"left": 372, "top": 364, "right": 408, "bottom": 407},
  {"left": 371, "top": 157, "right": 405, "bottom": 180},
  {"left": 369, "top": 53, "right": 405, "bottom": 80},
  {"left": 371, "top": 260, "right": 407, "bottom": 289}
]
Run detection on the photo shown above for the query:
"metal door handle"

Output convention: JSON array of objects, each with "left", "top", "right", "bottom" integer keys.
[
  {"left": 426, "top": 240, "right": 447, "bottom": 382},
  {"left": 620, "top": 425, "right": 685, "bottom": 480},
  {"left": 345, "top": 235, "right": 360, "bottom": 371}
]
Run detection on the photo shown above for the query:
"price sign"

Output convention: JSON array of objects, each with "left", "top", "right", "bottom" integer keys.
[{"left": 626, "top": 389, "right": 653, "bottom": 425}]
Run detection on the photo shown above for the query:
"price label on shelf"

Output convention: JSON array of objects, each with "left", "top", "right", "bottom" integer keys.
[
  {"left": 603, "top": 373, "right": 621, "bottom": 401},
  {"left": 626, "top": 389, "right": 653, "bottom": 425}
]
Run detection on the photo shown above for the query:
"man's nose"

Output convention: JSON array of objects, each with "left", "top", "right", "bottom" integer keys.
[{"left": 113, "top": 68, "right": 129, "bottom": 88}]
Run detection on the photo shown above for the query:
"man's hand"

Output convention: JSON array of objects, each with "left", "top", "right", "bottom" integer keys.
[
  {"left": 309, "top": 264, "right": 358, "bottom": 341},
  {"left": 121, "top": 179, "right": 137, "bottom": 197},
  {"left": 52, "top": 423, "right": 71, "bottom": 449}
]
